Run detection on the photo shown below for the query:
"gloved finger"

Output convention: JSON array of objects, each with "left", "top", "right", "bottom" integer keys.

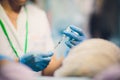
[
  {"left": 65, "top": 41, "right": 74, "bottom": 48},
  {"left": 36, "top": 52, "right": 53, "bottom": 58},
  {"left": 36, "top": 63, "right": 49, "bottom": 71},
  {"left": 25, "top": 62, "right": 35, "bottom": 69},
  {"left": 63, "top": 31, "right": 81, "bottom": 41},
  {"left": 36, "top": 62, "right": 50, "bottom": 68},
  {"left": 24, "top": 54, "right": 34, "bottom": 61},
  {"left": 70, "top": 40, "right": 80, "bottom": 45},
  {"left": 31, "top": 65, "right": 41, "bottom": 72},
  {"left": 70, "top": 25, "right": 85, "bottom": 36},
  {"left": 73, "top": 35, "right": 85, "bottom": 41},
  {"left": 36, "top": 60, "right": 50, "bottom": 68},
  {"left": 19, "top": 54, "right": 34, "bottom": 63},
  {"left": 41, "top": 57, "right": 51, "bottom": 62},
  {"left": 32, "top": 68, "right": 40, "bottom": 72},
  {"left": 37, "top": 60, "right": 50, "bottom": 66},
  {"left": 35, "top": 57, "right": 51, "bottom": 62}
]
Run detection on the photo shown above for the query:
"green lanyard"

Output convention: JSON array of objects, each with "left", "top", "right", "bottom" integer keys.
[{"left": 0, "top": 7, "right": 28, "bottom": 58}]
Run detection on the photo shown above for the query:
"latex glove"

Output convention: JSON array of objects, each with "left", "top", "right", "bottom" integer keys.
[
  {"left": 19, "top": 51, "right": 53, "bottom": 72},
  {"left": 63, "top": 25, "right": 86, "bottom": 48}
]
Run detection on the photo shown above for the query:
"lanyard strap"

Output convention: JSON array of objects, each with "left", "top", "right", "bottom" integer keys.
[
  {"left": 0, "top": 7, "right": 28, "bottom": 58},
  {"left": 24, "top": 7, "right": 28, "bottom": 54}
]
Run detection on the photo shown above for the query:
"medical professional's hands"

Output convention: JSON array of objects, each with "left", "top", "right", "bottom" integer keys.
[
  {"left": 19, "top": 51, "right": 53, "bottom": 72},
  {"left": 63, "top": 25, "right": 86, "bottom": 48}
]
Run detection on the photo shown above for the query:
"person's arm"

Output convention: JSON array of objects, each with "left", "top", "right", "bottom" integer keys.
[{"left": 42, "top": 54, "right": 64, "bottom": 76}]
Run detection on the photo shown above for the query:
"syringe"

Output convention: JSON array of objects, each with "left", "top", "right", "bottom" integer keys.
[
  {"left": 53, "top": 26, "right": 71, "bottom": 53},
  {"left": 54, "top": 35, "right": 66, "bottom": 50}
]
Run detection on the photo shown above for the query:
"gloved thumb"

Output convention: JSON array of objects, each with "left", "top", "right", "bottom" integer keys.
[{"left": 41, "top": 51, "right": 53, "bottom": 57}]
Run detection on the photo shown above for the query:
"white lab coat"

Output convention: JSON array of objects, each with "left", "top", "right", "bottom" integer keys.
[{"left": 0, "top": 3, "right": 54, "bottom": 59}]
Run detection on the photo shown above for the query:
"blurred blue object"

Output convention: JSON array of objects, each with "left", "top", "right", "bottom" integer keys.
[
  {"left": 19, "top": 51, "right": 53, "bottom": 72},
  {"left": 63, "top": 25, "right": 86, "bottom": 48},
  {"left": 0, "top": 55, "right": 13, "bottom": 61}
]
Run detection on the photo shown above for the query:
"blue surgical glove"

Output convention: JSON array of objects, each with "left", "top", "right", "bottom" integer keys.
[
  {"left": 19, "top": 51, "right": 53, "bottom": 72},
  {"left": 63, "top": 25, "right": 86, "bottom": 48}
]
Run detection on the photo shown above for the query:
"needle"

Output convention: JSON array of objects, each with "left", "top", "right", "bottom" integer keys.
[{"left": 53, "top": 35, "right": 66, "bottom": 52}]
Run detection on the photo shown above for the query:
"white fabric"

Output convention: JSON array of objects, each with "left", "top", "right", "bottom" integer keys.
[
  {"left": 0, "top": 3, "right": 54, "bottom": 59},
  {"left": 0, "top": 61, "right": 37, "bottom": 80}
]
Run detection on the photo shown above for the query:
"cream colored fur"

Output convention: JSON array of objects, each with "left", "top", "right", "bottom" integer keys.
[{"left": 54, "top": 39, "right": 120, "bottom": 77}]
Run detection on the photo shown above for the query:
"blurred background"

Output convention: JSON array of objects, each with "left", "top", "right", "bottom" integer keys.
[{"left": 32, "top": 0, "right": 120, "bottom": 48}]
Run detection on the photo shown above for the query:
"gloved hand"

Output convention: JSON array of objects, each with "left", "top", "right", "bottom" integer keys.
[
  {"left": 63, "top": 25, "right": 86, "bottom": 48},
  {"left": 19, "top": 51, "right": 53, "bottom": 72}
]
